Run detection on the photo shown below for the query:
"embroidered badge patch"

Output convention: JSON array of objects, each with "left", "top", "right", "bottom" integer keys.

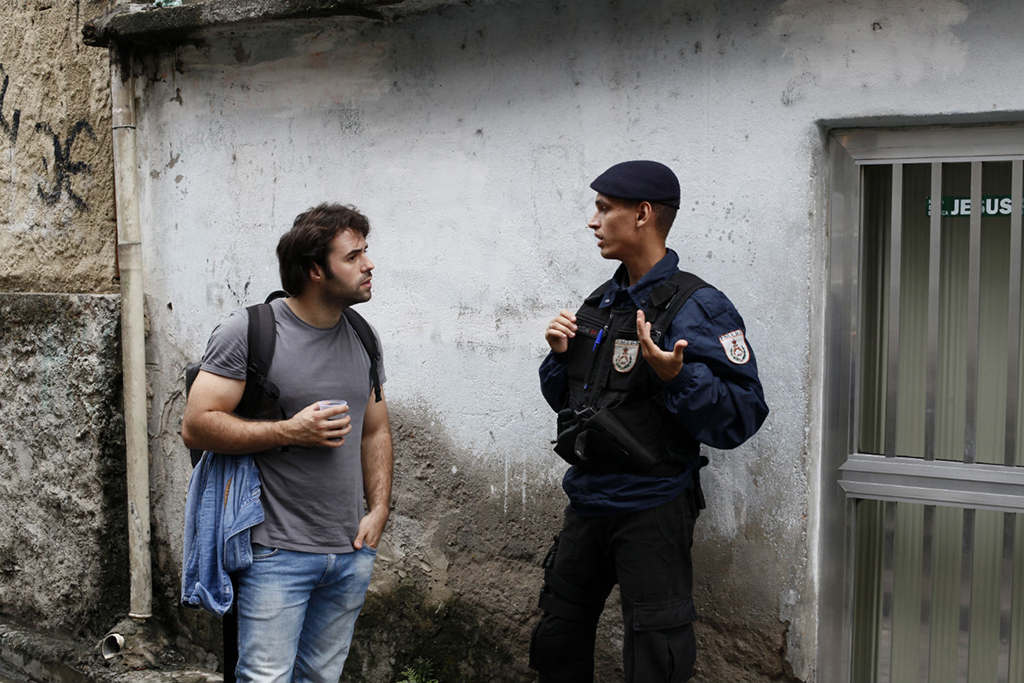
[
  {"left": 612, "top": 339, "right": 640, "bottom": 373},
  {"left": 719, "top": 330, "right": 750, "bottom": 365}
]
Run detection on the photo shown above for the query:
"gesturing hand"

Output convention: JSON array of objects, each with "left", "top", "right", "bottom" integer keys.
[
  {"left": 545, "top": 309, "right": 577, "bottom": 354},
  {"left": 637, "top": 310, "right": 688, "bottom": 382}
]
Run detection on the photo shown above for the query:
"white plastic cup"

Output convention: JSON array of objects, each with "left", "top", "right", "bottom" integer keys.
[{"left": 317, "top": 400, "right": 348, "bottom": 419}]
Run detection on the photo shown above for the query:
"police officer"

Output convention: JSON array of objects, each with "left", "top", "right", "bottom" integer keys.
[{"left": 529, "top": 160, "right": 769, "bottom": 682}]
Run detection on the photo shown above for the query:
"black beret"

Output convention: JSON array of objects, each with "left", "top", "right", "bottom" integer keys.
[{"left": 590, "top": 160, "right": 680, "bottom": 209}]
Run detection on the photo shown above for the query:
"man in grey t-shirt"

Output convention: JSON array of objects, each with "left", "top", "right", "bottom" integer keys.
[{"left": 182, "top": 203, "right": 392, "bottom": 682}]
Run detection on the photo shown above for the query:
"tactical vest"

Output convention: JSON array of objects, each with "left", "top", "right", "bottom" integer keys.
[{"left": 554, "top": 271, "right": 712, "bottom": 476}]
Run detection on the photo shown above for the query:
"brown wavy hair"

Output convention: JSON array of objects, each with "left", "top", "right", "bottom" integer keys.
[{"left": 276, "top": 203, "right": 370, "bottom": 295}]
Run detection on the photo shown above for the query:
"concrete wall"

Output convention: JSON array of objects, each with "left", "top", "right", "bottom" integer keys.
[
  {"left": 118, "top": 0, "right": 1024, "bottom": 680},
  {"left": 0, "top": 0, "right": 127, "bottom": 641},
  {"left": 0, "top": 294, "right": 127, "bottom": 637}
]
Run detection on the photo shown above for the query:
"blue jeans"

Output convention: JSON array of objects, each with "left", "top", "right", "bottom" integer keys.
[{"left": 235, "top": 543, "right": 377, "bottom": 683}]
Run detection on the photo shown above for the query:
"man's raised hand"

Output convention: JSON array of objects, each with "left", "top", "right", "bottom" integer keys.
[
  {"left": 637, "top": 310, "right": 688, "bottom": 382},
  {"left": 545, "top": 309, "right": 578, "bottom": 354}
]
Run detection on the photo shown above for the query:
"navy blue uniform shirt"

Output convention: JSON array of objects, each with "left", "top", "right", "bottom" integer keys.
[{"left": 539, "top": 249, "right": 769, "bottom": 515}]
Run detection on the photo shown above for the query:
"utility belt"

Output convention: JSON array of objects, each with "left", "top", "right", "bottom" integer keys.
[{"left": 554, "top": 403, "right": 699, "bottom": 477}]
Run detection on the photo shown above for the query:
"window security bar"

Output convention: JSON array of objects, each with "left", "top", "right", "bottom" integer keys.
[{"left": 840, "top": 453, "right": 1024, "bottom": 514}]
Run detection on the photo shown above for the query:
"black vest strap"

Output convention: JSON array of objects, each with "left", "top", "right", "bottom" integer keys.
[
  {"left": 582, "top": 271, "right": 711, "bottom": 401},
  {"left": 647, "top": 271, "right": 710, "bottom": 343},
  {"left": 583, "top": 279, "right": 612, "bottom": 306}
]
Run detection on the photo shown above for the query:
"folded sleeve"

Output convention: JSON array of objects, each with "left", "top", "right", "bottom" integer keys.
[{"left": 199, "top": 308, "right": 250, "bottom": 381}]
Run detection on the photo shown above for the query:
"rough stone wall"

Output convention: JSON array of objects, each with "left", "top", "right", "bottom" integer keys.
[
  {"left": 1, "top": 0, "right": 118, "bottom": 294},
  {"left": 0, "top": 0, "right": 125, "bottom": 641},
  {"left": 0, "top": 294, "right": 127, "bottom": 638}
]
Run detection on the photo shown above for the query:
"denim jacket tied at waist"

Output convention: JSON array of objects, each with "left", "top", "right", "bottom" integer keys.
[{"left": 180, "top": 451, "right": 264, "bottom": 617}]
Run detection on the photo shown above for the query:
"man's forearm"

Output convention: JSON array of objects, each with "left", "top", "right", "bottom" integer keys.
[
  {"left": 361, "top": 427, "right": 393, "bottom": 514},
  {"left": 182, "top": 410, "right": 287, "bottom": 455}
]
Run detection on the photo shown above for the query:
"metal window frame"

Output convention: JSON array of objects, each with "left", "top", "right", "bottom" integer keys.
[
  {"left": 820, "top": 124, "right": 1024, "bottom": 683},
  {"left": 839, "top": 454, "right": 1024, "bottom": 513}
]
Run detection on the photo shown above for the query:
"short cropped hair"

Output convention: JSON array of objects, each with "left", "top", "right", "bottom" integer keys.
[
  {"left": 277, "top": 203, "right": 370, "bottom": 296},
  {"left": 649, "top": 202, "right": 678, "bottom": 235},
  {"left": 621, "top": 199, "right": 678, "bottom": 236}
]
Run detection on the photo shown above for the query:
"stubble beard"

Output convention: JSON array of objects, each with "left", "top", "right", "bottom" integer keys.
[
  {"left": 323, "top": 270, "right": 371, "bottom": 308},
  {"left": 332, "top": 286, "right": 370, "bottom": 308}
]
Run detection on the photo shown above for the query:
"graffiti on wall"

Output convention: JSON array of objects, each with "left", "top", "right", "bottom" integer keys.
[
  {"left": 0, "top": 64, "right": 20, "bottom": 146},
  {"left": 34, "top": 121, "right": 96, "bottom": 210},
  {"left": 1, "top": 61, "right": 96, "bottom": 212}
]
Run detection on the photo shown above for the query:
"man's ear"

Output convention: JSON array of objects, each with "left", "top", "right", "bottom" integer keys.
[
  {"left": 636, "top": 201, "right": 654, "bottom": 228},
  {"left": 309, "top": 263, "right": 324, "bottom": 282}
]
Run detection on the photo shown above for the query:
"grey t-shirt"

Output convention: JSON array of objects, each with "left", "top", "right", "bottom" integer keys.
[{"left": 199, "top": 297, "right": 386, "bottom": 554}]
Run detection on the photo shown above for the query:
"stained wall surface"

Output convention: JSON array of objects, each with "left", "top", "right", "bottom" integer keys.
[
  {"left": 0, "top": 0, "right": 118, "bottom": 294},
  {"left": 116, "top": 0, "right": 1024, "bottom": 680},
  {"left": 0, "top": 0, "right": 128, "bottom": 641},
  {"left": 0, "top": 295, "right": 127, "bottom": 637}
]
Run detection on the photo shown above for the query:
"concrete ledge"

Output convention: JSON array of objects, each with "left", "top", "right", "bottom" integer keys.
[
  {"left": 0, "top": 620, "right": 93, "bottom": 682},
  {"left": 83, "top": 0, "right": 402, "bottom": 47}
]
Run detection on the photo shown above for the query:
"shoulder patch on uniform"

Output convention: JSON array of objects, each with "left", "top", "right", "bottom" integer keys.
[
  {"left": 612, "top": 339, "right": 640, "bottom": 373},
  {"left": 719, "top": 329, "right": 750, "bottom": 365}
]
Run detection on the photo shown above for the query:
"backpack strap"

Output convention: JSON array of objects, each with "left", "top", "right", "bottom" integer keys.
[
  {"left": 646, "top": 271, "right": 713, "bottom": 344},
  {"left": 342, "top": 307, "right": 383, "bottom": 402},
  {"left": 236, "top": 291, "right": 289, "bottom": 414},
  {"left": 234, "top": 302, "right": 279, "bottom": 418}
]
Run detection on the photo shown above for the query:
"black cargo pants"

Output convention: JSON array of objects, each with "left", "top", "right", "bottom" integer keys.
[{"left": 529, "top": 489, "right": 699, "bottom": 683}]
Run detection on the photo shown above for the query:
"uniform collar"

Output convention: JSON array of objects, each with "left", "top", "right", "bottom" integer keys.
[{"left": 599, "top": 249, "right": 680, "bottom": 309}]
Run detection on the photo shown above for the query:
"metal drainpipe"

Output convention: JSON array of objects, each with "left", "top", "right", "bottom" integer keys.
[{"left": 109, "top": 42, "right": 153, "bottom": 620}]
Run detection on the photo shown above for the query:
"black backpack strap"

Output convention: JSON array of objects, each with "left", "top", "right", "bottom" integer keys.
[
  {"left": 342, "top": 307, "right": 383, "bottom": 402},
  {"left": 248, "top": 292, "right": 287, "bottom": 407},
  {"left": 243, "top": 288, "right": 288, "bottom": 411},
  {"left": 236, "top": 302, "right": 281, "bottom": 419},
  {"left": 646, "top": 271, "right": 713, "bottom": 344}
]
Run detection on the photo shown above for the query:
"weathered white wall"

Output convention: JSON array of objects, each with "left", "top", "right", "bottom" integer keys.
[{"left": 131, "top": 0, "right": 1024, "bottom": 679}]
